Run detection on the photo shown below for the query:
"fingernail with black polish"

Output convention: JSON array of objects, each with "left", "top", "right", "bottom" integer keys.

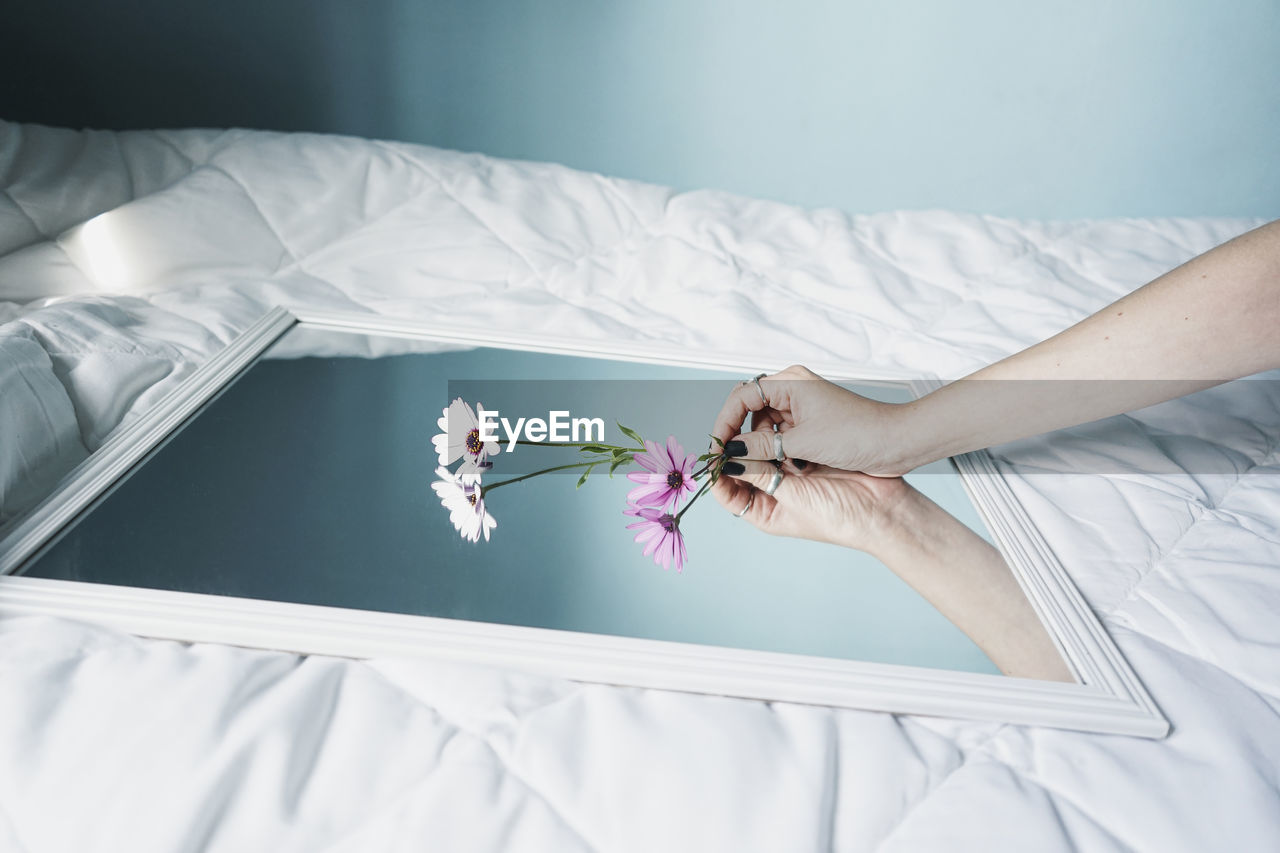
[
  {"left": 793, "top": 458, "right": 808, "bottom": 469},
  {"left": 725, "top": 441, "right": 748, "bottom": 457},
  {"left": 722, "top": 461, "right": 746, "bottom": 476}
]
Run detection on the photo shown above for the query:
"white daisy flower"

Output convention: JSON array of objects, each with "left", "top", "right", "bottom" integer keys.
[
  {"left": 432, "top": 398, "right": 500, "bottom": 469},
  {"left": 431, "top": 466, "right": 497, "bottom": 543},
  {"left": 456, "top": 458, "right": 490, "bottom": 486}
]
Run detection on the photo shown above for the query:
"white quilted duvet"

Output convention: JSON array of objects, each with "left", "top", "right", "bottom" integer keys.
[{"left": 1, "top": 120, "right": 1277, "bottom": 852}]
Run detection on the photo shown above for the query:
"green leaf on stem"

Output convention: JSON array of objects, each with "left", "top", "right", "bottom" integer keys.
[
  {"left": 617, "top": 423, "right": 644, "bottom": 447},
  {"left": 576, "top": 466, "right": 593, "bottom": 488}
]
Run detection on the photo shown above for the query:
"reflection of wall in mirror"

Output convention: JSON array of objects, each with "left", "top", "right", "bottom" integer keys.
[{"left": 26, "top": 338, "right": 1007, "bottom": 676}]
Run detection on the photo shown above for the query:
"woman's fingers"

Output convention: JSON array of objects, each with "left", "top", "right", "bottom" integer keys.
[
  {"left": 711, "top": 371, "right": 793, "bottom": 445},
  {"left": 750, "top": 406, "right": 783, "bottom": 432},
  {"left": 776, "top": 420, "right": 812, "bottom": 474},
  {"left": 710, "top": 472, "right": 752, "bottom": 515},
  {"left": 710, "top": 470, "right": 766, "bottom": 523},
  {"left": 725, "top": 423, "right": 815, "bottom": 469},
  {"left": 743, "top": 409, "right": 810, "bottom": 474},
  {"left": 711, "top": 382, "right": 762, "bottom": 446},
  {"left": 720, "top": 459, "right": 791, "bottom": 497}
]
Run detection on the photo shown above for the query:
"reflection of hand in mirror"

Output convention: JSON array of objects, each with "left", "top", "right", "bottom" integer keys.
[
  {"left": 712, "top": 459, "right": 907, "bottom": 551},
  {"left": 711, "top": 464, "right": 1074, "bottom": 682}
]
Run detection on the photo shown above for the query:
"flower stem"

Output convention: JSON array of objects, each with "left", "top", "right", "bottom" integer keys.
[
  {"left": 676, "top": 477, "right": 715, "bottom": 523},
  {"left": 691, "top": 456, "right": 724, "bottom": 479},
  {"left": 499, "top": 439, "right": 643, "bottom": 451},
  {"left": 481, "top": 462, "right": 594, "bottom": 495}
]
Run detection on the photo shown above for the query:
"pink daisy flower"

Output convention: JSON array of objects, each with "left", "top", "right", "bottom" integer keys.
[
  {"left": 626, "top": 436, "right": 697, "bottom": 511},
  {"left": 624, "top": 503, "right": 687, "bottom": 573}
]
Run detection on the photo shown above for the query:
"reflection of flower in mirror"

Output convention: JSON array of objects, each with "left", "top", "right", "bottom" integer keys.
[
  {"left": 626, "top": 437, "right": 698, "bottom": 512},
  {"left": 624, "top": 503, "right": 687, "bottom": 573},
  {"left": 428, "top": 398, "right": 723, "bottom": 568},
  {"left": 432, "top": 466, "right": 497, "bottom": 543},
  {"left": 433, "top": 398, "right": 498, "bottom": 476},
  {"left": 456, "top": 458, "right": 491, "bottom": 487}
]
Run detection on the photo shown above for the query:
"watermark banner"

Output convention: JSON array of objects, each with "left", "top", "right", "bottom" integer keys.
[{"left": 437, "top": 377, "right": 1280, "bottom": 477}]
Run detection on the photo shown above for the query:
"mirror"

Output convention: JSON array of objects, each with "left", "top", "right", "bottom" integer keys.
[
  {"left": 21, "top": 324, "right": 1012, "bottom": 672},
  {"left": 0, "top": 309, "right": 1169, "bottom": 736}
]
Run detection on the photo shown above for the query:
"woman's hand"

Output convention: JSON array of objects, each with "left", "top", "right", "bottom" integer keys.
[
  {"left": 710, "top": 459, "right": 911, "bottom": 556},
  {"left": 711, "top": 365, "right": 926, "bottom": 477}
]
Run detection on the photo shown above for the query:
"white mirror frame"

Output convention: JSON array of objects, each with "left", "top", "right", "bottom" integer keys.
[{"left": 0, "top": 307, "right": 1169, "bottom": 738}]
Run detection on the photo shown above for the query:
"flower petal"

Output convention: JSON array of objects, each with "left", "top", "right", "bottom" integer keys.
[
  {"left": 659, "top": 534, "right": 675, "bottom": 570},
  {"left": 643, "top": 439, "right": 664, "bottom": 464},
  {"left": 455, "top": 398, "right": 479, "bottom": 429},
  {"left": 634, "top": 525, "right": 662, "bottom": 545},
  {"left": 634, "top": 450, "right": 660, "bottom": 473},
  {"left": 624, "top": 503, "right": 662, "bottom": 522},
  {"left": 665, "top": 435, "right": 683, "bottom": 470},
  {"left": 628, "top": 484, "right": 672, "bottom": 507}
]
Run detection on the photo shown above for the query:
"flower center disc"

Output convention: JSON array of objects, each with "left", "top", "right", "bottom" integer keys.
[
  {"left": 465, "top": 428, "right": 482, "bottom": 455},
  {"left": 666, "top": 471, "right": 684, "bottom": 489},
  {"left": 467, "top": 493, "right": 478, "bottom": 506}
]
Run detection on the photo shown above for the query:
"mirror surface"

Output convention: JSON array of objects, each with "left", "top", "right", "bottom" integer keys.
[{"left": 20, "top": 325, "right": 1017, "bottom": 675}]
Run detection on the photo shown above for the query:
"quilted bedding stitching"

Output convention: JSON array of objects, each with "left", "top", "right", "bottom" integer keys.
[{"left": 1099, "top": 427, "right": 1280, "bottom": 617}]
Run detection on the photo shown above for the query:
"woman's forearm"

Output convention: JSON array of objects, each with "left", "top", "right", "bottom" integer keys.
[
  {"left": 894, "top": 219, "right": 1280, "bottom": 470},
  {"left": 870, "top": 487, "right": 1074, "bottom": 682}
]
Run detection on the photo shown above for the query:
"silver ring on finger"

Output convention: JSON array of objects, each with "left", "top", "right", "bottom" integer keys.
[
  {"left": 772, "top": 430, "right": 785, "bottom": 462},
  {"left": 734, "top": 490, "right": 755, "bottom": 518},
  {"left": 751, "top": 373, "right": 768, "bottom": 407},
  {"left": 764, "top": 465, "right": 785, "bottom": 496}
]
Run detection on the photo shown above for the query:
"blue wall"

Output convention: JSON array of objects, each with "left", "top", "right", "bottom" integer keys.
[{"left": 4, "top": 0, "right": 1278, "bottom": 219}]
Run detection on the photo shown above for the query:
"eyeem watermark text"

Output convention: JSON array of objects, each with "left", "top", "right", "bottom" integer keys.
[{"left": 478, "top": 411, "right": 605, "bottom": 451}]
